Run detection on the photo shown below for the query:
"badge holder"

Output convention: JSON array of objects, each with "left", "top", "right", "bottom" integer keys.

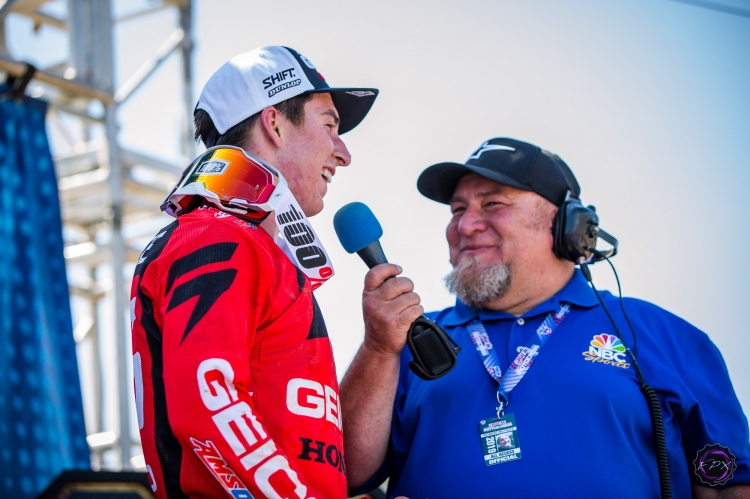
[{"left": 406, "top": 317, "right": 461, "bottom": 380}]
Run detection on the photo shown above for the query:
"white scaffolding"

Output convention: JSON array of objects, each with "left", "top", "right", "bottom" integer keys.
[{"left": 0, "top": 0, "right": 194, "bottom": 470}]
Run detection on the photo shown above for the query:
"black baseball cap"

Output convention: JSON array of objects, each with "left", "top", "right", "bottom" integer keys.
[{"left": 417, "top": 137, "right": 581, "bottom": 207}]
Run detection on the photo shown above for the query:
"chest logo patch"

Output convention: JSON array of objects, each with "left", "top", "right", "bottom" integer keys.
[{"left": 581, "top": 334, "right": 630, "bottom": 369}]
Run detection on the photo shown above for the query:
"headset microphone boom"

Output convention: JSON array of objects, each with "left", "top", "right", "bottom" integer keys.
[{"left": 333, "top": 202, "right": 461, "bottom": 380}]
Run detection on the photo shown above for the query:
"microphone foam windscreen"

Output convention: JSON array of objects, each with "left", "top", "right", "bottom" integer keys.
[{"left": 333, "top": 202, "right": 383, "bottom": 253}]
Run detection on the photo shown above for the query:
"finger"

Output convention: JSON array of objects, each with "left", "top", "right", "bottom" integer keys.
[
  {"left": 363, "top": 286, "right": 415, "bottom": 314},
  {"left": 363, "top": 291, "right": 421, "bottom": 329},
  {"left": 385, "top": 291, "right": 421, "bottom": 312},
  {"left": 363, "top": 263, "right": 403, "bottom": 291},
  {"left": 368, "top": 276, "right": 415, "bottom": 301},
  {"left": 399, "top": 304, "right": 424, "bottom": 324}
]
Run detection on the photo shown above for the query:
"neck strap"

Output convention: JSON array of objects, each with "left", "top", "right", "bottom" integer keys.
[{"left": 468, "top": 302, "right": 571, "bottom": 416}]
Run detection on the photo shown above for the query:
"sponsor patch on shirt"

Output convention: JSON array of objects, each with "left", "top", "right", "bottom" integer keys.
[
  {"left": 581, "top": 334, "right": 630, "bottom": 369},
  {"left": 190, "top": 437, "right": 254, "bottom": 498}
]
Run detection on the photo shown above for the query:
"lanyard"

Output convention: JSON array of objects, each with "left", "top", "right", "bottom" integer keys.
[{"left": 467, "top": 302, "right": 571, "bottom": 417}]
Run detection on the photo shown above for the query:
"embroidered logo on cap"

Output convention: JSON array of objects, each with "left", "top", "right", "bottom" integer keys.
[
  {"left": 268, "top": 79, "right": 301, "bottom": 97},
  {"left": 694, "top": 443, "right": 736, "bottom": 486},
  {"left": 467, "top": 141, "right": 516, "bottom": 160},
  {"left": 346, "top": 90, "right": 376, "bottom": 97},
  {"left": 260, "top": 67, "right": 302, "bottom": 98}
]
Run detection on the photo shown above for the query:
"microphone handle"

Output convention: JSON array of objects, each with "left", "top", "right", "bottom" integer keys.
[
  {"left": 356, "top": 240, "right": 388, "bottom": 269},
  {"left": 354, "top": 239, "right": 461, "bottom": 381}
]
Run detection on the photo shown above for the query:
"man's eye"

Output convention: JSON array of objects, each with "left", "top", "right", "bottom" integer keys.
[{"left": 451, "top": 206, "right": 465, "bottom": 215}]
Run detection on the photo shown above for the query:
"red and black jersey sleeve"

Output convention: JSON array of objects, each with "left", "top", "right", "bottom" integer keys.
[{"left": 131, "top": 207, "right": 346, "bottom": 499}]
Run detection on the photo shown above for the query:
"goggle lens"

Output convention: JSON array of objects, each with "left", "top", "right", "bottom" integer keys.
[{"left": 180, "top": 147, "right": 278, "bottom": 206}]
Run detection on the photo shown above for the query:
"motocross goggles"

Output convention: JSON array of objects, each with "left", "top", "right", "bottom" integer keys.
[{"left": 161, "top": 146, "right": 288, "bottom": 223}]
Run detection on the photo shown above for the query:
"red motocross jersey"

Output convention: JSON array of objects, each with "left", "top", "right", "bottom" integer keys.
[{"left": 131, "top": 205, "right": 345, "bottom": 499}]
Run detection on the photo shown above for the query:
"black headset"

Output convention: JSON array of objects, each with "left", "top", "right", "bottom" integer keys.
[
  {"left": 551, "top": 192, "right": 672, "bottom": 498},
  {"left": 551, "top": 193, "right": 618, "bottom": 264}
]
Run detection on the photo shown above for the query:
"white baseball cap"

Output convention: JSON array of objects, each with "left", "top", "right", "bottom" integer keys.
[{"left": 196, "top": 45, "right": 379, "bottom": 136}]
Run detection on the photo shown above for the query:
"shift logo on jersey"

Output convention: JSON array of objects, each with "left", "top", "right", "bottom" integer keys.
[
  {"left": 581, "top": 334, "right": 630, "bottom": 369},
  {"left": 190, "top": 437, "right": 253, "bottom": 499},
  {"left": 693, "top": 443, "right": 736, "bottom": 486}
]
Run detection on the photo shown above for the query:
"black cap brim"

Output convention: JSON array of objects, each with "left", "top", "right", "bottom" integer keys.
[
  {"left": 306, "top": 88, "right": 378, "bottom": 134},
  {"left": 417, "top": 162, "right": 533, "bottom": 204}
]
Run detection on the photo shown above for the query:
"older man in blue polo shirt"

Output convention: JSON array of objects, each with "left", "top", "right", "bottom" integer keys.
[{"left": 340, "top": 138, "right": 750, "bottom": 499}]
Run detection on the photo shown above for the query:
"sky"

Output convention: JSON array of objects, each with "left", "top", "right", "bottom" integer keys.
[{"left": 7, "top": 0, "right": 750, "bottom": 433}]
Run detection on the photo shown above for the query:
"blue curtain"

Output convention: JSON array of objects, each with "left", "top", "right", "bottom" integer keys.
[{"left": 0, "top": 90, "right": 89, "bottom": 497}]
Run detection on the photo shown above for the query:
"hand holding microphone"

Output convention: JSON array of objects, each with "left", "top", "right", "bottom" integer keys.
[{"left": 334, "top": 202, "right": 460, "bottom": 380}]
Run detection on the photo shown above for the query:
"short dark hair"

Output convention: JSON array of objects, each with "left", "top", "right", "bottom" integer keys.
[{"left": 194, "top": 93, "right": 314, "bottom": 148}]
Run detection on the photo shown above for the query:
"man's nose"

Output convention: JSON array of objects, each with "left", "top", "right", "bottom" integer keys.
[
  {"left": 333, "top": 134, "right": 351, "bottom": 167},
  {"left": 457, "top": 206, "right": 486, "bottom": 235}
]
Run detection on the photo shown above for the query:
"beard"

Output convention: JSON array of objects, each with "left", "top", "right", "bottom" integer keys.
[{"left": 444, "top": 256, "right": 511, "bottom": 310}]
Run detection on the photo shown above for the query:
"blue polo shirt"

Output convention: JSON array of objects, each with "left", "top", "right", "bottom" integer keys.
[{"left": 366, "top": 270, "right": 750, "bottom": 498}]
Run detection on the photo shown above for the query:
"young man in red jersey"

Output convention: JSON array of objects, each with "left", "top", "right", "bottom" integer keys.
[{"left": 130, "top": 46, "right": 417, "bottom": 499}]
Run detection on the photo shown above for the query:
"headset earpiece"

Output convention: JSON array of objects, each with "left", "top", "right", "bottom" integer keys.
[
  {"left": 552, "top": 198, "right": 605, "bottom": 264},
  {"left": 552, "top": 197, "right": 619, "bottom": 264}
]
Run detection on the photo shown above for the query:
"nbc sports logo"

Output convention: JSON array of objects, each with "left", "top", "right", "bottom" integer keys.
[
  {"left": 588, "top": 334, "right": 626, "bottom": 361},
  {"left": 582, "top": 334, "right": 630, "bottom": 369}
]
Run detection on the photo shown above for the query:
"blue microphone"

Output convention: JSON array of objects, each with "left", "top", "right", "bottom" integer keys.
[
  {"left": 333, "top": 202, "right": 388, "bottom": 269},
  {"left": 333, "top": 202, "right": 462, "bottom": 381}
]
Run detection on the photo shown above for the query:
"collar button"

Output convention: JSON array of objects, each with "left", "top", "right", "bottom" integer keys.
[{"left": 517, "top": 318, "right": 525, "bottom": 325}]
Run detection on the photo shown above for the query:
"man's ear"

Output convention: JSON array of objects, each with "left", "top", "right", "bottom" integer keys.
[
  {"left": 548, "top": 205, "right": 559, "bottom": 230},
  {"left": 259, "top": 106, "right": 283, "bottom": 148}
]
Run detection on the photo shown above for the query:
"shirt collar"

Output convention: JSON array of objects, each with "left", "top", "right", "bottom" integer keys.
[{"left": 441, "top": 269, "right": 599, "bottom": 326}]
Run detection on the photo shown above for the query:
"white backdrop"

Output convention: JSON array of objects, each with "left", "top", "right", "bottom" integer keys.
[
  {"left": 146, "top": 0, "right": 750, "bottom": 415},
  {"left": 9, "top": 0, "right": 750, "bottom": 417}
]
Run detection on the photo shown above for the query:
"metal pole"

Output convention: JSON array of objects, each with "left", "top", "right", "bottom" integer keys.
[
  {"left": 114, "top": 28, "right": 185, "bottom": 104},
  {"left": 86, "top": 0, "right": 133, "bottom": 470},
  {"left": 178, "top": 0, "right": 195, "bottom": 161},
  {"left": 105, "top": 99, "right": 133, "bottom": 470}
]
